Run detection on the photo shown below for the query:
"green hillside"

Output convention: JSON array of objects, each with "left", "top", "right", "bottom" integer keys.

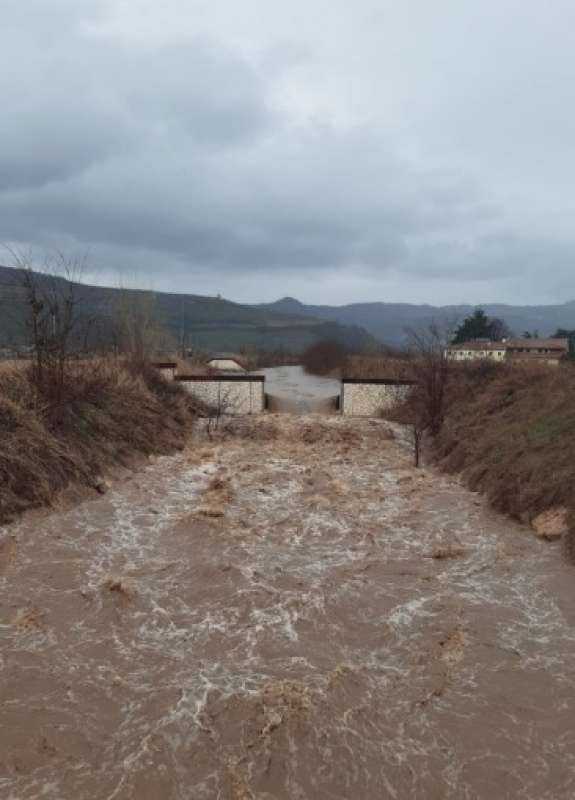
[{"left": 0, "top": 266, "right": 376, "bottom": 354}]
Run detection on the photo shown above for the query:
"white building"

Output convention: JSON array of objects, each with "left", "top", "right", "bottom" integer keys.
[
  {"left": 504, "top": 338, "right": 568, "bottom": 366},
  {"left": 447, "top": 340, "right": 507, "bottom": 362},
  {"left": 206, "top": 353, "right": 248, "bottom": 372},
  {"left": 447, "top": 338, "right": 569, "bottom": 366}
]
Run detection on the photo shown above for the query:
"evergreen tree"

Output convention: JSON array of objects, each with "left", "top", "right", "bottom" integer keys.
[{"left": 452, "top": 308, "right": 508, "bottom": 344}]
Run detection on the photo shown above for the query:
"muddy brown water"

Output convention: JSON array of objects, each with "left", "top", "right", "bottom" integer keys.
[
  {"left": 1, "top": 415, "right": 575, "bottom": 799},
  {"left": 257, "top": 366, "right": 340, "bottom": 413}
]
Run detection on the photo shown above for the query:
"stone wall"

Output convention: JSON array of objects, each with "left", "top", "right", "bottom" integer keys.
[
  {"left": 341, "top": 379, "right": 416, "bottom": 417},
  {"left": 175, "top": 376, "right": 265, "bottom": 415}
]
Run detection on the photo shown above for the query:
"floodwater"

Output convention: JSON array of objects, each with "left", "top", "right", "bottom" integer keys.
[
  {"left": 1, "top": 415, "right": 575, "bottom": 799},
  {"left": 257, "top": 365, "right": 340, "bottom": 412}
]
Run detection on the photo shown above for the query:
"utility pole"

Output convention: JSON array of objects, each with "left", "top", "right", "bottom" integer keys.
[{"left": 180, "top": 296, "right": 185, "bottom": 358}]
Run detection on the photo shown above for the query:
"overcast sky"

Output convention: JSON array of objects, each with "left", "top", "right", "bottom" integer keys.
[{"left": 1, "top": 0, "right": 574, "bottom": 305}]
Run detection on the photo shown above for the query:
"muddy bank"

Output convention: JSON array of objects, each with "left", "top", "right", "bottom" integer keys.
[{"left": 1, "top": 415, "right": 575, "bottom": 799}]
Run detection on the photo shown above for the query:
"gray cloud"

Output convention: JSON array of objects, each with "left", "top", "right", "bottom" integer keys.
[{"left": 1, "top": 0, "right": 574, "bottom": 305}]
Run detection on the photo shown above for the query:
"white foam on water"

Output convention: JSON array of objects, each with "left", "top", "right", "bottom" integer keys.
[{"left": 2, "top": 417, "right": 575, "bottom": 799}]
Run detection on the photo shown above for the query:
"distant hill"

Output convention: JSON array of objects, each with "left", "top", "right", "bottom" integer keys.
[
  {"left": 258, "top": 297, "right": 575, "bottom": 347},
  {"left": 4, "top": 265, "right": 572, "bottom": 354},
  {"left": 0, "top": 266, "right": 377, "bottom": 354}
]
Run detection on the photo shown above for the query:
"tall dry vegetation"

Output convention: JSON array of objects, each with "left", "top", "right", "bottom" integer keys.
[
  {"left": 0, "top": 253, "right": 198, "bottom": 524},
  {"left": 110, "top": 289, "right": 175, "bottom": 363},
  {"left": 434, "top": 360, "right": 575, "bottom": 558},
  {"left": 10, "top": 252, "right": 175, "bottom": 384},
  {"left": 345, "top": 354, "right": 413, "bottom": 380},
  {"left": 0, "top": 358, "right": 199, "bottom": 524}
]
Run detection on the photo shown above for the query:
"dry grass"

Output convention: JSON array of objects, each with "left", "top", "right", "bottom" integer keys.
[
  {"left": 434, "top": 361, "right": 575, "bottom": 559},
  {"left": 0, "top": 360, "right": 26, "bottom": 372},
  {"left": 0, "top": 358, "right": 200, "bottom": 524},
  {"left": 345, "top": 355, "right": 414, "bottom": 380}
]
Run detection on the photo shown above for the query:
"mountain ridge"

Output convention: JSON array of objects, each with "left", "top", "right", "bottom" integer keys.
[
  {"left": 2, "top": 263, "right": 573, "bottom": 352},
  {"left": 258, "top": 297, "right": 575, "bottom": 346}
]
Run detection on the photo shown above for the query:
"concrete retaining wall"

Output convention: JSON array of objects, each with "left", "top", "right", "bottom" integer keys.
[
  {"left": 341, "top": 378, "right": 416, "bottom": 417},
  {"left": 175, "top": 376, "right": 265, "bottom": 415}
]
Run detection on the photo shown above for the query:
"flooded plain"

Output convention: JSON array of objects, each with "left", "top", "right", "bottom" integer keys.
[{"left": 1, "top": 414, "right": 575, "bottom": 799}]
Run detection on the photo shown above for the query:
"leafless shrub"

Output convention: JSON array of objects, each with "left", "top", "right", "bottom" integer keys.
[
  {"left": 381, "top": 321, "right": 452, "bottom": 467},
  {"left": 206, "top": 382, "right": 240, "bottom": 436},
  {"left": 406, "top": 320, "right": 452, "bottom": 437},
  {"left": 111, "top": 288, "right": 174, "bottom": 365},
  {"left": 301, "top": 340, "right": 347, "bottom": 375},
  {"left": 10, "top": 250, "right": 88, "bottom": 408},
  {"left": 249, "top": 347, "right": 299, "bottom": 368}
]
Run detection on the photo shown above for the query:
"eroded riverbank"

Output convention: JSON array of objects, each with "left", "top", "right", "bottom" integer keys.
[{"left": 1, "top": 415, "right": 574, "bottom": 798}]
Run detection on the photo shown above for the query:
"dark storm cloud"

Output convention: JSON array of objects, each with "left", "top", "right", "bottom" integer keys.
[
  {"left": 0, "top": 124, "right": 491, "bottom": 274},
  {"left": 0, "top": 22, "right": 272, "bottom": 190},
  {"left": 1, "top": 0, "right": 574, "bottom": 304}
]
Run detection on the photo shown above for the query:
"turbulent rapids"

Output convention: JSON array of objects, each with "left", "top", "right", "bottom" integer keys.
[{"left": 1, "top": 414, "right": 575, "bottom": 799}]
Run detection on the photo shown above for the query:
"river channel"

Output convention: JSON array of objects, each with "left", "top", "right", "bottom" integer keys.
[{"left": 1, "top": 414, "right": 575, "bottom": 798}]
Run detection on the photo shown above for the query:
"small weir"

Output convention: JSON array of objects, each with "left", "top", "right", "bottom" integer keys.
[
  {"left": 258, "top": 365, "right": 340, "bottom": 414},
  {"left": 156, "top": 360, "right": 415, "bottom": 417}
]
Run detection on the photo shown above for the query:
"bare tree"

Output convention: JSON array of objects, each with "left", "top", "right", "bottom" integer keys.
[
  {"left": 182, "top": 340, "right": 210, "bottom": 365},
  {"left": 238, "top": 345, "right": 259, "bottom": 372},
  {"left": 301, "top": 340, "right": 347, "bottom": 376},
  {"left": 489, "top": 317, "right": 512, "bottom": 341},
  {"left": 411, "top": 417, "right": 424, "bottom": 468},
  {"left": 10, "top": 249, "right": 87, "bottom": 405},
  {"left": 406, "top": 319, "right": 452, "bottom": 438},
  {"left": 206, "top": 381, "right": 239, "bottom": 436}
]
